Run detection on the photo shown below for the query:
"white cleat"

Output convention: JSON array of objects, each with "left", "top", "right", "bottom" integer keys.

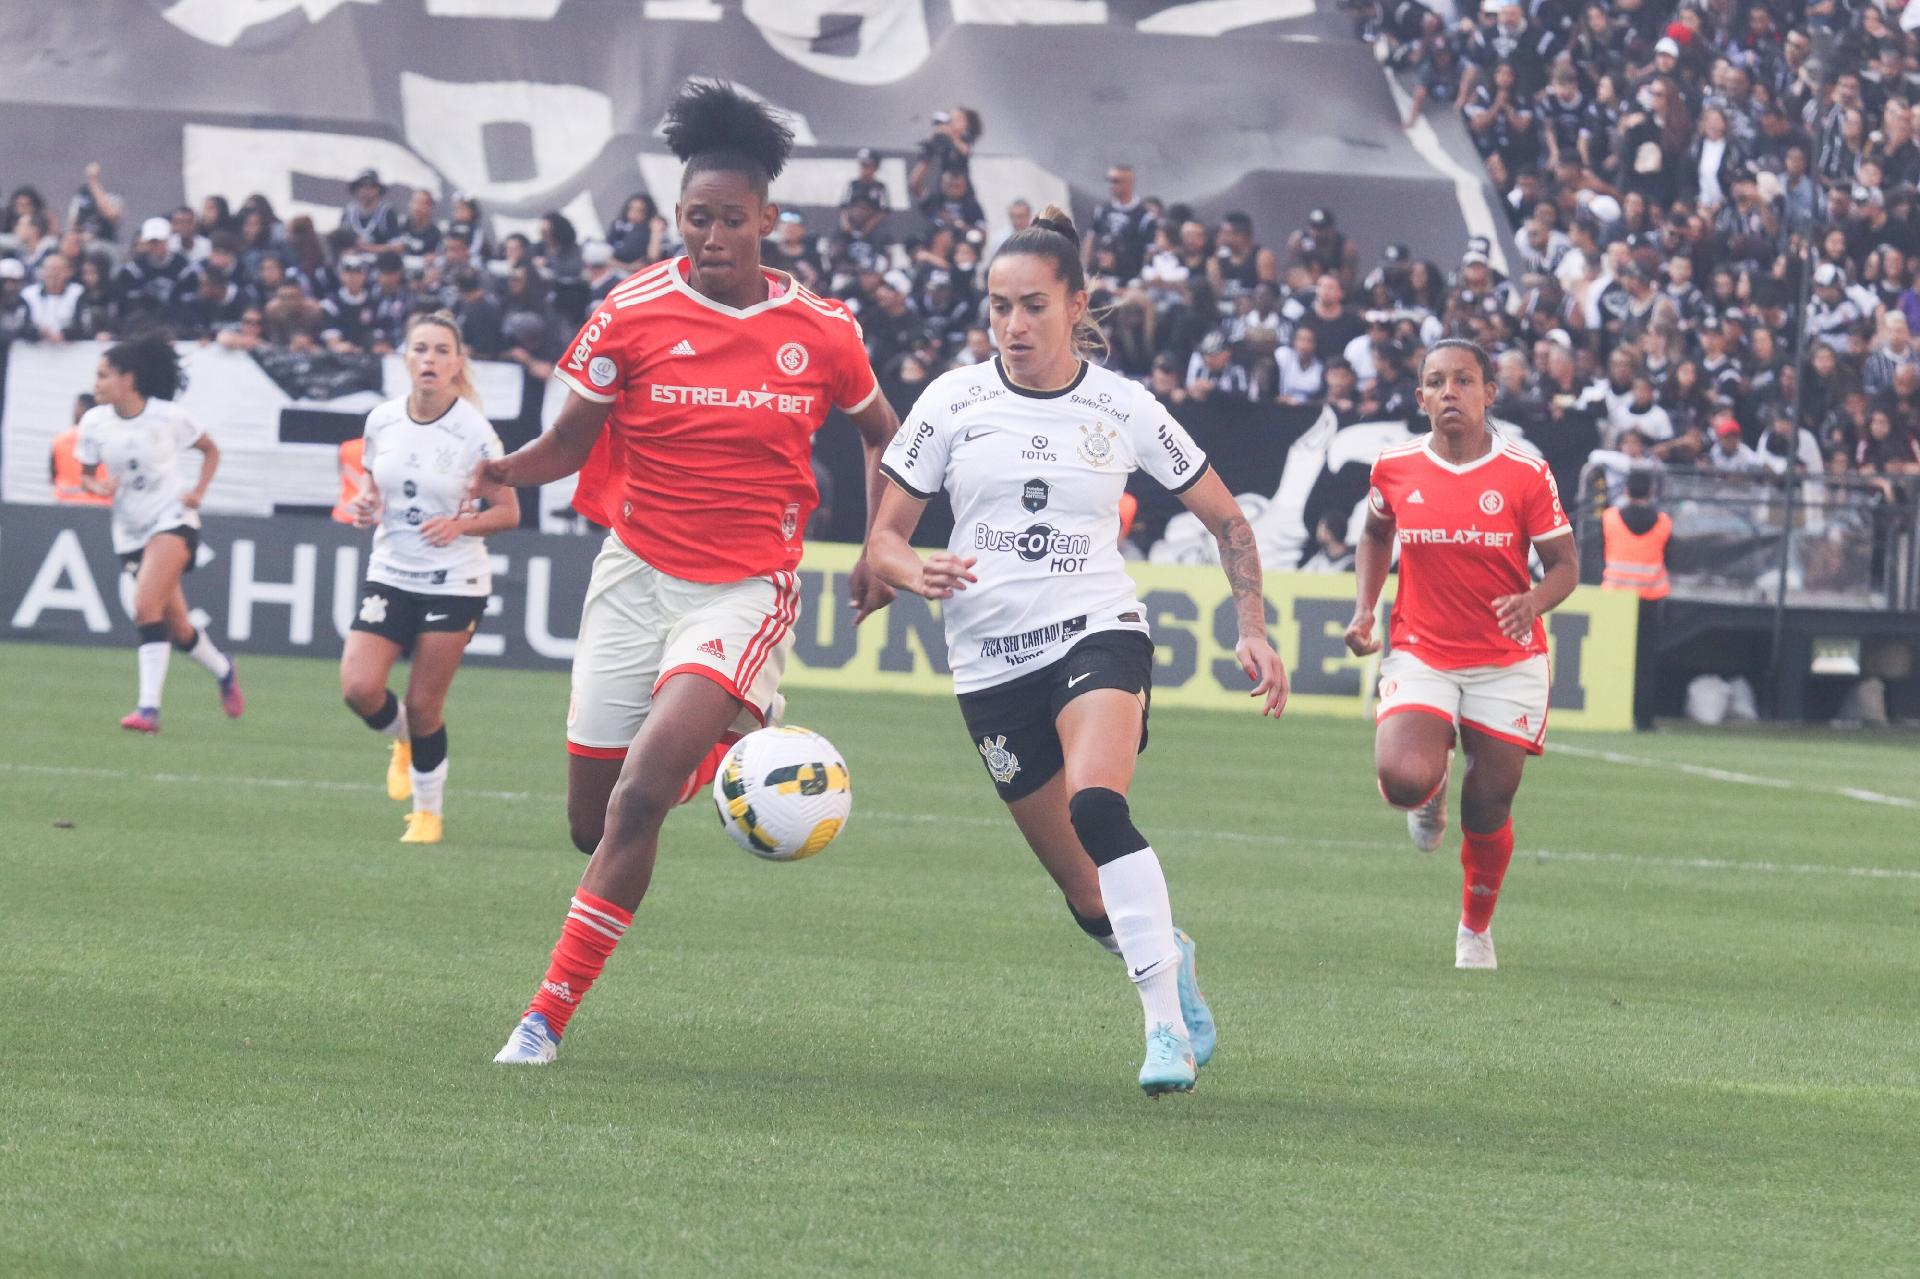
[
  {"left": 1407, "top": 759, "right": 1449, "bottom": 853},
  {"left": 493, "top": 1012, "right": 561, "bottom": 1064},
  {"left": 1455, "top": 924, "right": 1497, "bottom": 970}
]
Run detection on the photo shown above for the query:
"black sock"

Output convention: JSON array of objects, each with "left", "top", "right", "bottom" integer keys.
[
  {"left": 1070, "top": 904, "right": 1116, "bottom": 942},
  {"left": 137, "top": 621, "right": 169, "bottom": 645},
  {"left": 359, "top": 690, "right": 400, "bottom": 733},
  {"left": 411, "top": 725, "right": 448, "bottom": 772},
  {"left": 172, "top": 626, "right": 200, "bottom": 653}
]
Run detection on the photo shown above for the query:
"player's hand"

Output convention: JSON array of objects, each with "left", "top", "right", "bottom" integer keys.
[
  {"left": 848, "top": 555, "right": 896, "bottom": 625},
  {"left": 916, "top": 553, "right": 977, "bottom": 600},
  {"left": 182, "top": 489, "right": 205, "bottom": 510},
  {"left": 349, "top": 485, "right": 380, "bottom": 528},
  {"left": 1492, "top": 590, "right": 1539, "bottom": 643},
  {"left": 419, "top": 515, "right": 465, "bottom": 547},
  {"left": 468, "top": 458, "right": 511, "bottom": 505},
  {"left": 1236, "top": 634, "right": 1290, "bottom": 718},
  {"left": 1344, "top": 610, "right": 1381, "bottom": 656}
]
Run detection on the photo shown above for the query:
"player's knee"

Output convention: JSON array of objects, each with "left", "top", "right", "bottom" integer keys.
[
  {"left": 568, "top": 812, "right": 604, "bottom": 857},
  {"left": 1460, "top": 793, "right": 1513, "bottom": 833},
  {"left": 1379, "top": 765, "right": 1444, "bottom": 811},
  {"left": 340, "top": 672, "right": 383, "bottom": 713},
  {"left": 603, "top": 773, "right": 674, "bottom": 843},
  {"left": 403, "top": 693, "right": 443, "bottom": 735},
  {"left": 1067, "top": 787, "right": 1149, "bottom": 867}
]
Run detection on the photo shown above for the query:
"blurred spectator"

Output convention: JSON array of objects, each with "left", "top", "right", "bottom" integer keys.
[
  {"left": 68, "top": 162, "right": 123, "bottom": 242},
  {"left": 167, "top": 205, "right": 211, "bottom": 263},
  {"left": 1274, "top": 325, "right": 1326, "bottom": 405},
  {"left": 370, "top": 251, "right": 416, "bottom": 352},
  {"left": 22, "top": 254, "right": 82, "bottom": 342},
  {"left": 397, "top": 190, "right": 442, "bottom": 257},
  {"left": 918, "top": 168, "right": 987, "bottom": 238},
  {"left": 319, "top": 255, "right": 379, "bottom": 352},
  {"left": 1286, "top": 208, "right": 1360, "bottom": 287},
  {"left": 0, "top": 259, "right": 31, "bottom": 342},
  {"left": 110, "top": 217, "right": 194, "bottom": 332},
  {"left": 449, "top": 193, "right": 494, "bottom": 261},
  {"left": 582, "top": 240, "right": 624, "bottom": 305},
  {"left": 174, "top": 264, "right": 246, "bottom": 339},
  {"left": 607, "top": 193, "right": 669, "bottom": 265},
  {"left": 1207, "top": 211, "right": 1277, "bottom": 311},
  {"left": 264, "top": 282, "right": 323, "bottom": 350},
  {"left": 1705, "top": 415, "right": 1764, "bottom": 471},
  {"left": 341, "top": 170, "right": 403, "bottom": 252},
  {"left": 765, "top": 211, "right": 824, "bottom": 290},
  {"left": 1086, "top": 164, "right": 1152, "bottom": 283},
  {"left": 1301, "top": 512, "right": 1356, "bottom": 572},
  {"left": 452, "top": 268, "right": 504, "bottom": 358},
  {"left": 1186, "top": 329, "right": 1253, "bottom": 401},
  {"left": 844, "top": 148, "right": 889, "bottom": 212},
  {"left": 908, "top": 107, "right": 981, "bottom": 201}
]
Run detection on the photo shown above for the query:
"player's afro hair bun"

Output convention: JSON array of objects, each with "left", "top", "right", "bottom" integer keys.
[{"left": 664, "top": 80, "right": 795, "bottom": 190}]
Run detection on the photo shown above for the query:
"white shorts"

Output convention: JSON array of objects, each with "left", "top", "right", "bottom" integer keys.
[
  {"left": 1374, "top": 650, "right": 1550, "bottom": 755},
  {"left": 566, "top": 535, "right": 798, "bottom": 759}
]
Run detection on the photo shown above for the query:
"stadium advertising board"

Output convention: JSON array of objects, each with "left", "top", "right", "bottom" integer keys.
[{"left": 0, "top": 504, "right": 1636, "bottom": 728}]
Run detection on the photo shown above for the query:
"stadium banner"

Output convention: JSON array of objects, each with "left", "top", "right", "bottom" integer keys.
[
  {"left": 0, "top": 4, "right": 1515, "bottom": 275},
  {"left": 0, "top": 503, "right": 1636, "bottom": 729}
]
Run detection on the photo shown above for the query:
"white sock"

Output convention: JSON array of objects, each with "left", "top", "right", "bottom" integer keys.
[
  {"left": 410, "top": 759, "right": 448, "bottom": 816},
  {"left": 382, "top": 700, "right": 410, "bottom": 741},
  {"left": 1097, "top": 847, "right": 1186, "bottom": 1036},
  {"left": 136, "top": 642, "right": 171, "bottom": 710},
  {"left": 185, "top": 629, "right": 232, "bottom": 680}
]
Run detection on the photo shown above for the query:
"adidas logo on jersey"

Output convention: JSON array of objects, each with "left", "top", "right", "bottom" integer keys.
[
  {"left": 1512, "top": 714, "right": 1531, "bottom": 732},
  {"left": 698, "top": 638, "right": 726, "bottom": 659},
  {"left": 670, "top": 339, "right": 697, "bottom": 356},
  {"left": 1407, "top": 489, "right": 1425, "bottom": 503}
]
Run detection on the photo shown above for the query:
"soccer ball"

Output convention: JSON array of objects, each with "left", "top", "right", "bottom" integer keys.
[{"left": 713, "top": 726, "right": 852, "bottom": 862}]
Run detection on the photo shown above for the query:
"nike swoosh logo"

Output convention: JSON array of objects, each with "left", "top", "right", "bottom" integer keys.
[
  {"left": 1067, "top": 672, "right": 1093, "bottom": 687},
  {"left": 962, "top": 427, "right": 992, "bottom": 441},
  {"left": 425, "top": 613, "right": 448, "bottom": 622},
  {"left": 1131, "top": 963, "right": 1161, "bottom": 979}
]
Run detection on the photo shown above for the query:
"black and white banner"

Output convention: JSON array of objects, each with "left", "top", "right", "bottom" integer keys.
[{"left": 1, "top": 2, "right": 1513, "bottom": 271}]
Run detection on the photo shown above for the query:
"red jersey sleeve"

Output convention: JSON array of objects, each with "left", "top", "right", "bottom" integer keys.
[
  {"left": 829, "top": 312, "right": 880, "bottom": 413},
  {"left": 553, "top": 305, "right": 627, "bottom": 406},
  {"left": 1522, "top": 460, "right": 1571, "bottom": 542},
  {"left": 1367, "top": 456, "right": 1396, "bottom": 520}
]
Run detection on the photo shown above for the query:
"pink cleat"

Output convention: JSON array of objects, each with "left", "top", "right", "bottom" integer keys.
[
  {"left": 219, "top": 663, "right": 245, "bottom": 718},
  {"left": 120, "top": 708, "right": 160, "bottom": 734}
]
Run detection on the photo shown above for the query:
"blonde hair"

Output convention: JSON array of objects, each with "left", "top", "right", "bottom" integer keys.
[
  {"left": 405, "top": 310, "right": 481, "bottom": 406},
  {"left": 993, "top": 202, "right": 1110, "bottom": 362}
]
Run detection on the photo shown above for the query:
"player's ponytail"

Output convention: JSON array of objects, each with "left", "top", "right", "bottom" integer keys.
[
  {"left": 104, "top": 332, "right": 186, "bottom": 401},
  {"left": 406, "top": 310, "right": 482, "bottom": 407},
  {"left": 664, "top": 79, "right": 796, "bottom": 198},
  {"left": 991, "top": 203, "right": 1110, "bottom": 361}
]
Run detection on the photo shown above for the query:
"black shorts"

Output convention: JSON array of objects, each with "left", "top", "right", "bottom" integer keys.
[
  {"left": 349, "top": 580, "right": 485, "bottom": 654},
  {"left": 121, "top": 526, "right": 200, "bottom": 574},
  {"left": 956, "top": 629, "right": 1154, "bottom": 803}
]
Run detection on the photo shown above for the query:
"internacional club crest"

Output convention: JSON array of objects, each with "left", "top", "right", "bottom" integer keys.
[
  {"left": 775, "top": 341, "right": 810, "bottom": 375},
  {"left": 1479, "top": 489, "right": 1505, "bottom": 515},
  {"left": 1077, "top": 424, "right": 1117, "bottom": 466},
  {"left": 978, "top": 734, "right": 1021, "bottom": 784}
]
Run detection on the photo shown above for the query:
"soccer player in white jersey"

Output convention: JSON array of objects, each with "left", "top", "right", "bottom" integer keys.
[
  {"left": 1344, "top": 339, "right": 1578, "bottom": 970},
  {"left": 339, "top": 311, "right": 517, "bottom": 844},
  {"left": 76, "top": 335, "right": 243, "bottom": 732},
  {"left": 867, "top": 206, "right": 1289, "bottom": 1096}
]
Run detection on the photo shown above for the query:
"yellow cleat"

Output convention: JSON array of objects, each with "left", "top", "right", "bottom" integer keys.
[
  {"left": 387, "top": 738, "right": 413, "bottom": 801},
  {"left": 400, "top": 811, "right": 442, "bottom": 844}
]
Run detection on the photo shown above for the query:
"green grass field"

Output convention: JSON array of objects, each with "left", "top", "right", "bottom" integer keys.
[{"left": 3, "top": 641, "right": 1916, "bottom": 1277}]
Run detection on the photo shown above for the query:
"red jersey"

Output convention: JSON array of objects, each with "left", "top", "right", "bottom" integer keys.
[
  {"left": 555, "top": 257, "right": 880, "bottom": 582},
  {"left": 1367, "top": 431, "right": 1571, "bottom": 669}
]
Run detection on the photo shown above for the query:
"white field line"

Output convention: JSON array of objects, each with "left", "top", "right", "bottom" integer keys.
[
  {"left": 7, "top": 762, "right": 1917, "bottom": 883},
  {"left": 1551, "top": 743, "right": 1920, "bottom": 811}
]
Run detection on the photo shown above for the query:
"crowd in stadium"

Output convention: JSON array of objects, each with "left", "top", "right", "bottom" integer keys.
[{"left": 4, "top": 1, "right": 1920, "bottom": 520}]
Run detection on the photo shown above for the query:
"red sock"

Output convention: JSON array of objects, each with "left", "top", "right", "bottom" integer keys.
[
  {"left": 1460, "top": 819, "right": 1514, "bottom": 934},
  {"left": 525, "top": 891, "right": 632, "bottom": 1037},
  {"left": 674, "top": 733, "right": 740, "bottom": 806}
]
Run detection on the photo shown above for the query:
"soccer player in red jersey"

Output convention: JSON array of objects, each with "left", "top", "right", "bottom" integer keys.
[
  {"left": 1343, "top": 339, "right": 1579, "bottom": 970},
  {"left": 476, "top": 83, "right": 901, "bottom": 1064}
]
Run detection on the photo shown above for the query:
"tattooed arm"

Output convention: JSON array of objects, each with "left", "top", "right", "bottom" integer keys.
[{"left": 1175, "top": 469, "right": 1289, "bottom": 717}]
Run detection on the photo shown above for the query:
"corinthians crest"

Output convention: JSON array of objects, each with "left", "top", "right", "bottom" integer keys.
[
  {"left": 978, "top": 734, "right": 1021, "bottom": 784},
  {"left": 1076, "top": 424, "right": 1117, "bottom": 466}
]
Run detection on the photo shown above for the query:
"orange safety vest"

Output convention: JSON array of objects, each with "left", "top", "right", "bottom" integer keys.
[
  {"left": 331, "top": 437, "right": 367, "bottom": 524},
  {"left": 50, "top": 427, "right": 111, "bottom": 506},
  {"left": 1601, "top": 506, "right": 1672, "bottom": 600}
]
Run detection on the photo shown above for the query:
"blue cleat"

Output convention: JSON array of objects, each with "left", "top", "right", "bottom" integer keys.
[
  {"left": 1173, "top": 928, "right": 1216, "bottom": 1068},
  {"left": 493, "top": 1011, "right": 561, "bottom": 1064},
  {"left": 1138, "top": 1022, "right": 1196, "bottom": 1096}
]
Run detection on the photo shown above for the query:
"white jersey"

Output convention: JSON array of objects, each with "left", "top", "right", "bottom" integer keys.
[
  {"left": 73, "top": 399, "right": 203, "bottom": 556},
  {"left": 882, "top": 359, "right": 1209, "bottom": 693},
  {"left": 361, "top": 396, "right": 505, "bottom": 596}
]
